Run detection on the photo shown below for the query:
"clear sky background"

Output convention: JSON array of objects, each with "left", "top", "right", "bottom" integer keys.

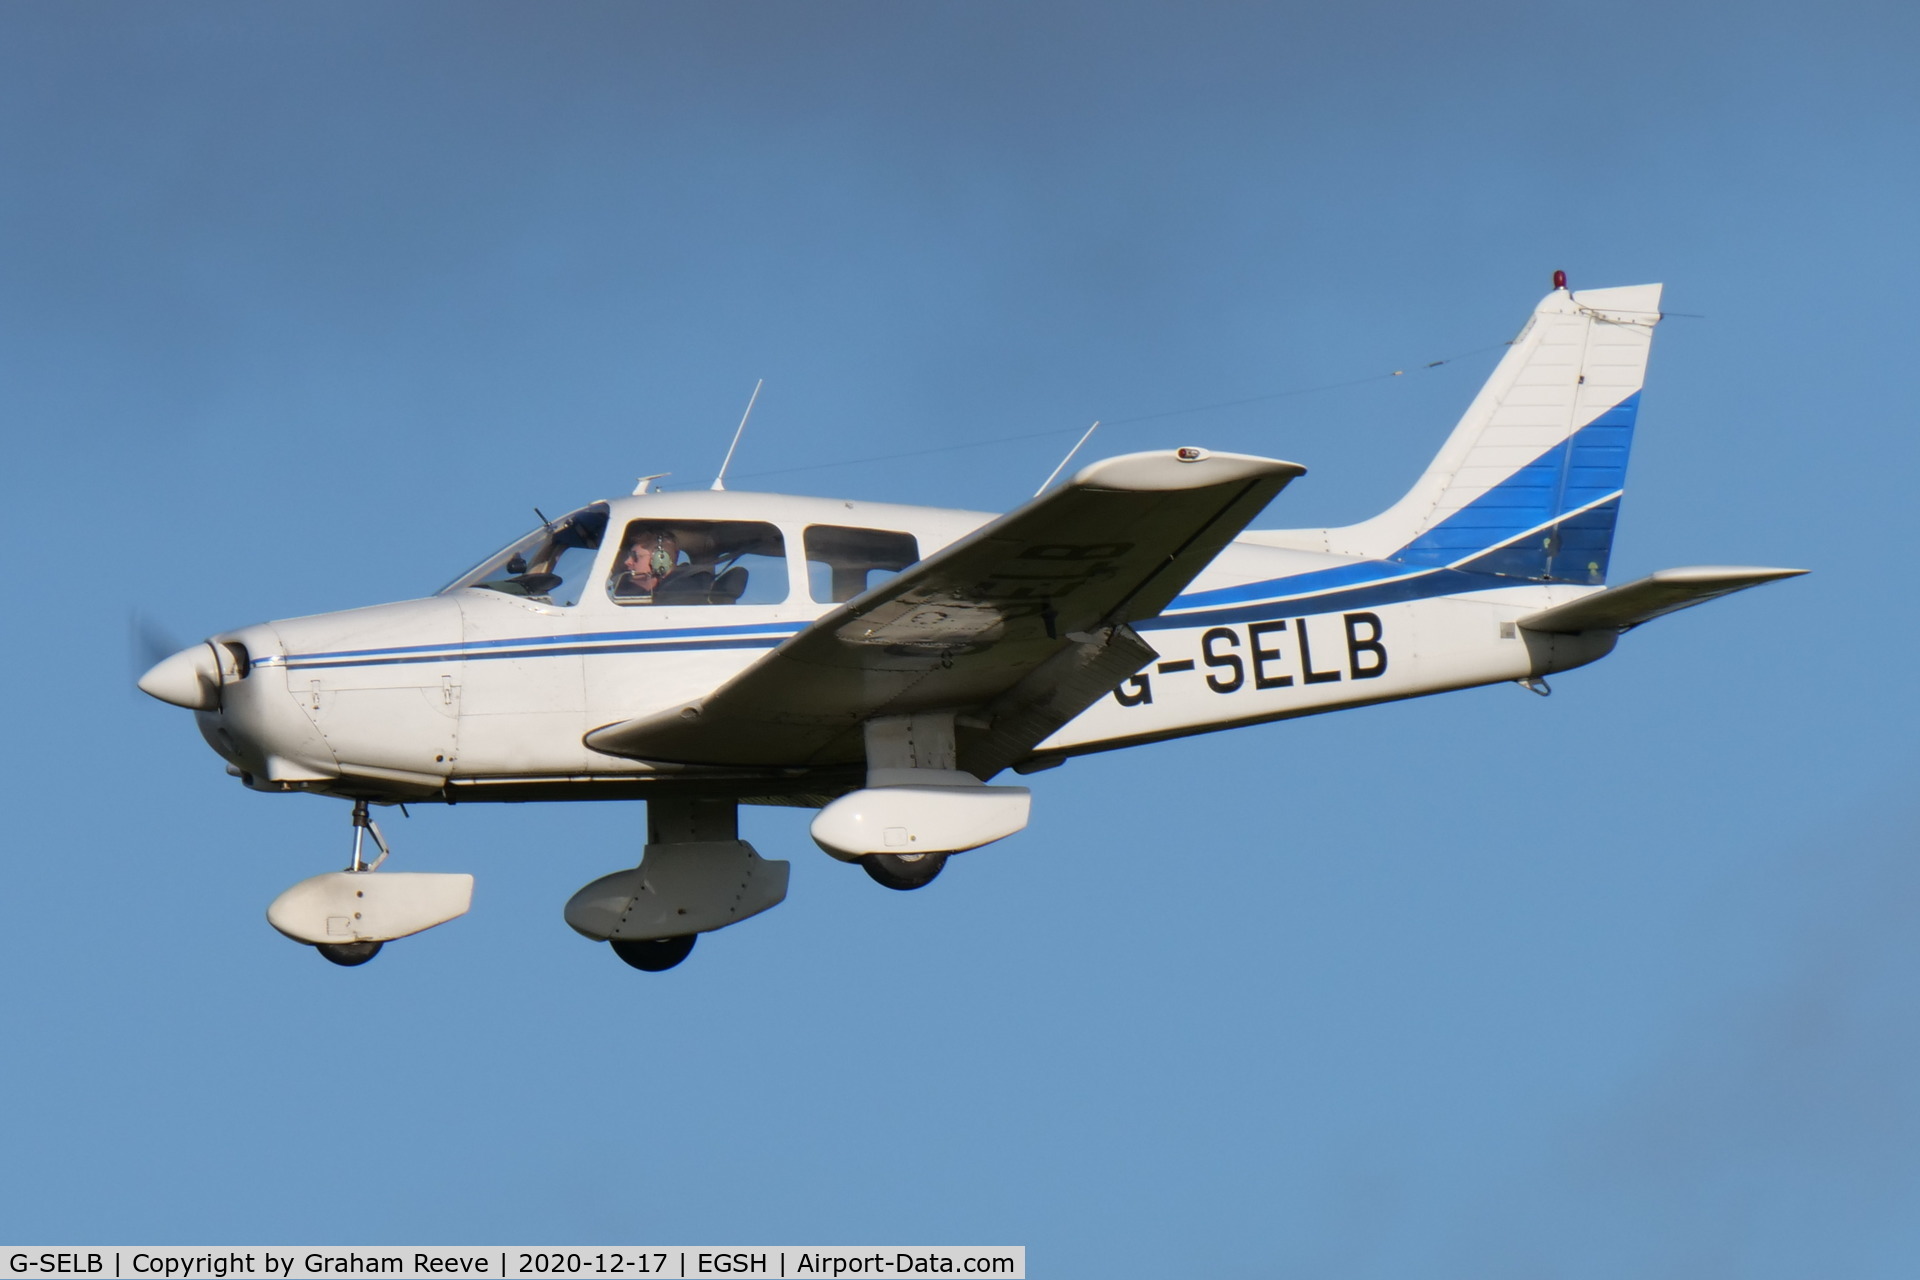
[{"left": 3, "top": 3, "right": 1917, "bottom": 1275}]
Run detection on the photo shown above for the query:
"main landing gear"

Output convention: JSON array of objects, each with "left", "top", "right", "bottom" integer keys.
[
  {"left": 810, "top": 714, "right": 1027, "bottom": 893},
  {"left": 565, "top": 797, "right": 790, "bottom": 974},
  {"left": 266, "top": 799, "right": 474, "bottom": 967}
]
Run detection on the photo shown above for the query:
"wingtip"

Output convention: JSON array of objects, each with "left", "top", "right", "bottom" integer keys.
[
  {"left": 1645, "top": 565, "right": 1810, "bottom": 584},
  {"left": 1069, "top": 449, "right": 1306, "bottom": 493}
]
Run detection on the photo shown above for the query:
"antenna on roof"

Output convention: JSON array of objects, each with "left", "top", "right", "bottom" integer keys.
[
  {"left": 711, "top": 379, "right": 763, "bottom": 491},
  {"left": 632, "top": 473, "right": 670, "bottom": 495},
  {"left": 1034, "top": 421, "right": 1100, "bottom": 497}
]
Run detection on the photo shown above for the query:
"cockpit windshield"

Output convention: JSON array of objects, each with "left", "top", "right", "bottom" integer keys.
[{"left": 440, "top": 504, "right": 610, "bottom": 607}]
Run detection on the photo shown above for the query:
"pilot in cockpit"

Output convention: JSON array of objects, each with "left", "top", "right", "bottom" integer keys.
[{"left": 610, "top": 526, "right": 714, "bottom": 603}]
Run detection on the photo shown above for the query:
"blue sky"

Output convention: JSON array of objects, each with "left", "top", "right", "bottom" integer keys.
[{"left": 4, "top": 2, "right": 1917, "bottom": 1274}]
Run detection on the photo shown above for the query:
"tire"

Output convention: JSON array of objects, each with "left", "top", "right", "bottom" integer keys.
[
  {"left": 611, "top": 933, "right": 698, "bottom": 972},
  {"left": 316, "top": 940, "right": 383, "bottom": 967},
  {"left": 862, "top": 851, "right": 948, "bottom": 891}
]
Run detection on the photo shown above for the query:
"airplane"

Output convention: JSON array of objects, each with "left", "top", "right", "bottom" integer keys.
[{"left": 138, "top": 277, "right": 1804, "bottom": 972}]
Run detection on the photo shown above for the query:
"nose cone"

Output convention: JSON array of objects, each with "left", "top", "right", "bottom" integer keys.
[{"left": 139, "top": 643, "right": 221, "bottom": 710}]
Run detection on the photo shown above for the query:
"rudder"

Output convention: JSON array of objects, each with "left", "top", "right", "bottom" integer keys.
[{"left": 1258, "top": 281, "right": 1664, "bottom": 585}]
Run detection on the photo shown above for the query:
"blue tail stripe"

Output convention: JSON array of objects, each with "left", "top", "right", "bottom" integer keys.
[
  {"left": 1143, "top": 565, "right": 1507, "bottom": 633},
  {"left": 1388, "top": 391, "right": 1639, "bottom": 581}
]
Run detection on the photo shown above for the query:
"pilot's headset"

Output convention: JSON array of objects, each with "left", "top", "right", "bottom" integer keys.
[{"left": 649, "top": 531, "right": 676, "bottom": 579}]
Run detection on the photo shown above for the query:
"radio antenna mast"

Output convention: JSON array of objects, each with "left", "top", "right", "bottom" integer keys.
[
  {"left": 711, "top": 379, "right": 763, "bottom": 491},
  {"left": 1034, "top": 421, "right": 1100, "bottom": 497}
]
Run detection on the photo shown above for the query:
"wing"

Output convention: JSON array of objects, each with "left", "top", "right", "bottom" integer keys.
[
  {"left": 1518, "top": 565, "right": 1807, "bottom": 634},
  {"left": 585, "top": 449, "right": 1306, "bottom": 773}
]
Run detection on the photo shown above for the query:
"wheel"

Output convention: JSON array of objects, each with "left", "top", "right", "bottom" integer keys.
[
  {"left": 316, "top": 940, "right": 383, "bottom": 966},
  {"left": 611, "top": 933, "right": 697, "bottom": 972},
  {"left": 862, "top": 851, "right": 948, "bottom": 891}
]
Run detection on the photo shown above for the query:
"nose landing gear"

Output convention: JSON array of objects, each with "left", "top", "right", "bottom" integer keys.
[{"left": 266, "top": 800, "right": 474, "bottom": 967}]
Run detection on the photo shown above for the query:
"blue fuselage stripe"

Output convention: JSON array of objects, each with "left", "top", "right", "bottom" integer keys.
[
  {"left": 266, "top": 526, "right": 1572, "bottom": 678},
  {"left": 1143, "top": 565, "right": 1524, "bottom": 631},
  {"left": 270, "top": 567, "right": 1538, "bottom": 670},
  {"left": 272, "top": 618, "right": 805, "bottom": 664},
  {"left": 280, "top": 636, "right": 785, "bottom": 671},
  {"left": 1167, "top": 560, "right": 1425, "bottom": 610}
]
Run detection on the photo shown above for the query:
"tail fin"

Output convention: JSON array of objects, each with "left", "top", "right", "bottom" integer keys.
[{"left": 1262, "top": 282, "right": 1663, "bottom": 584}]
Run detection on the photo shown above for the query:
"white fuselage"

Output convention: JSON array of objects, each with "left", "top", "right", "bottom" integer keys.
[{"left": 194, "top": 487, "right": 1613, "bottom": 806}]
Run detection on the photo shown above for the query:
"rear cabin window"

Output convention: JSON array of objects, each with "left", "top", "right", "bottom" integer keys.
[
  {"left": 607, "top": 520, "right": 788, "bottom": 606},
  {"left": 805, "top": 525, "right": 920, "bottom": 603}
]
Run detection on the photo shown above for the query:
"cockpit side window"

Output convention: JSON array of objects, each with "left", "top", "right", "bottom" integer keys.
[
  {"left": 804, "top": 526, "right": 920, "bottom": 603},
  {"left": 608, "top": 520, "right": 789, "bottom": 606},
  {"left": 440, "top": 504, "right": 610, "bottom": 607}
]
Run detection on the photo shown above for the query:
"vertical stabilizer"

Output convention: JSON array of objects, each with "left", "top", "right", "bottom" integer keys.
[{"left": 1258, "top": 282, "right": 1663, "bottom": 584}]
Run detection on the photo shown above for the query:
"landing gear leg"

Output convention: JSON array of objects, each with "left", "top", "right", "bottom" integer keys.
[{"left": 349, "top": 799, "right": 391, "bottom": 872}]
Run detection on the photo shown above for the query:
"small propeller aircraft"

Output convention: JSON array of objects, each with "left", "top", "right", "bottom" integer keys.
[{"left": 140, "top": 278, "right": 1803, "bottom": 971}]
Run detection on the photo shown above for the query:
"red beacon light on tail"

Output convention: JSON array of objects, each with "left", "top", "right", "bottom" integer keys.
[{"left": 1553, "top": 269, "right": 1568, "bottom": 290}]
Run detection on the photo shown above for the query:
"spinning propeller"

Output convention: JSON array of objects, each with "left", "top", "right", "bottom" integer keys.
[{"left": 131, "top": 613, "right": 235, "bottom": 710}]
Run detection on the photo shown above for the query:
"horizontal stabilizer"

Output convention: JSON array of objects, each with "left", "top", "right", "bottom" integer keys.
[{"left": 1517, "top": 566, "right": 1806, "bottom": 635}]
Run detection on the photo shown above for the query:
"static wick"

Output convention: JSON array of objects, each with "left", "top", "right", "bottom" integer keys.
[
  {"left": 711, "top": 379, "right": 764, "bottom": 491},
  {"left": 1034, "top": 421, "right": 1101, "bottom": 497}
]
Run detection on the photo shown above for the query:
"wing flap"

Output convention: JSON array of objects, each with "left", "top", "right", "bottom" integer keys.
[
  {"left": 1517, "top": 566, "right": 1806, "bottom": 635},
  {"left": 956, "top": 622, "right": 1159, "bottom": 779},
  {"left": 585, "top": 449, "right": 1304, "bottom": 768}
]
